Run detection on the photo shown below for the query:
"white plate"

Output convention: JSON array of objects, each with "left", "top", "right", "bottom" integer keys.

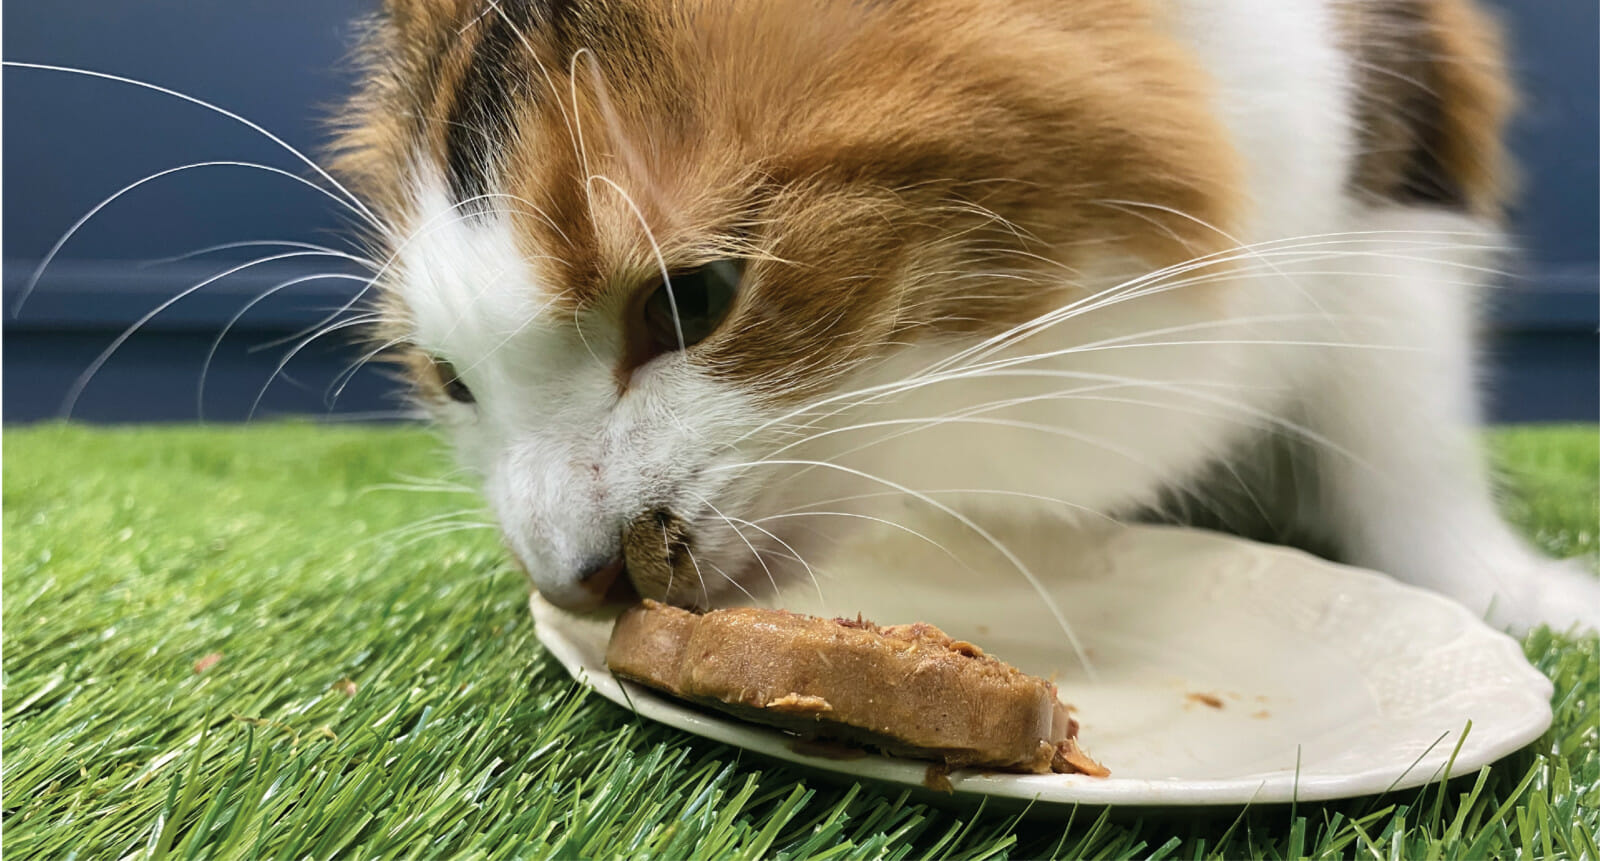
[{"left": 531, "top": 523, "right": 1553, "bottom": 806}]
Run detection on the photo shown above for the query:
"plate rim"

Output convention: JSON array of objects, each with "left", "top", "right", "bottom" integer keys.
[{"left": 530, "top": 525, "right": 1554, "bottom": 807}]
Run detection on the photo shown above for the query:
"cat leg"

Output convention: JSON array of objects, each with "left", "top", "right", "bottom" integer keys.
[{"left": 1297, "top": 212, "right": 1600, "bottom": 635}]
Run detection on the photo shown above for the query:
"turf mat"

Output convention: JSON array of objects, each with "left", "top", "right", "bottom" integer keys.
[{"left": 4, "top": 422, "right": 1597, "bottom": 858}]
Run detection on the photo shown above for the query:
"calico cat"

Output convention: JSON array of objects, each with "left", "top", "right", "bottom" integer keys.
[{"left": 327, "top": 0, "right": 1599, "bottom": 631}]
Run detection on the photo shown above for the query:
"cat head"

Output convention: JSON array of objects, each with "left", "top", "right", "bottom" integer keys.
[{"left": 332, "top": 0, "right": 1241, "bottom": 609}]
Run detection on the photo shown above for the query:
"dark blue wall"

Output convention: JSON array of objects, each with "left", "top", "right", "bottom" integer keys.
[
  {"left": 4, "top": 1, "right": 1595, "bottom": 423},
  {"left": 4, "top": 0, "right": 393, "bottom": 421}
]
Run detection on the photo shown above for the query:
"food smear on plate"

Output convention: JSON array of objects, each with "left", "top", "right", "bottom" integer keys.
[{"left": 605, "top": 600, "right": 1109, "bottom": 777}]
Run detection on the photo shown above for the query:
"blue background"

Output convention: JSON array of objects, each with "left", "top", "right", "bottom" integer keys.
[{"left": 4, "top": 1, "right": 1595, "bottom": 423}]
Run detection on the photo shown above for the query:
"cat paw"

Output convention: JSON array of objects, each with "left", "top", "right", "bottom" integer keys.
[{"left": 1483, "top": 558, "right": 1600, "bottom": 637}]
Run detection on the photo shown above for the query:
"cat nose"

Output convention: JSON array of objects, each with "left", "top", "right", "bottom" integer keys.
[
  {"left": 579, "top": 556, "right": 626, "bottom": 594},
  {"left": 553, "top": 555, "right": 637, "bottom": 610}
]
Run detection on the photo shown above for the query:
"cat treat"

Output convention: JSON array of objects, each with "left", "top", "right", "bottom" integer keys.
[{"left": 605, "top": 600, "right": 1108, "bottom": 777}]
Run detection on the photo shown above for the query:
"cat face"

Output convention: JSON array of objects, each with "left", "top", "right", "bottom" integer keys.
[{"left": 333, "top": 0, "right": 1248, "bottom": 609}]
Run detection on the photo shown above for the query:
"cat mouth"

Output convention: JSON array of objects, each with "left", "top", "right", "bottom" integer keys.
[
  {"left": 539, "top": 505, "right": 798, "bottom": 612},
  {"left": 620, "top": 508, "right": 700, "bottom": 607},
  {"left": 578, "top": 556, "right": 641, "bottom": 608},
  {"left": 516, "top": 509, "right": 703, "bottom": 612}
]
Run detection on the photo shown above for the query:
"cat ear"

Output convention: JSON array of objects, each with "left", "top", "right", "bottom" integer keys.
[
  {"left": 380, "top": 0, "right": 480, "bottom": 37},
  {"left": 382, "top": 0, "right": 476, "bottom": 13}
]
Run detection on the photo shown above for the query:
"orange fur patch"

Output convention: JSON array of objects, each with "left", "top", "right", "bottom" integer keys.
[{"left": 333, "top": 0, "right": 1247, "bottom": 403}]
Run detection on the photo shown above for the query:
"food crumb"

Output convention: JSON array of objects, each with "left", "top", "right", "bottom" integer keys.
[
  {"left": 1186, "top": 692, "right": 1225, "bottom": 709},
  {"left": 332, "top": 678, "right": 359, "bottom": 697},
  {"left": 766, "top": 693, "right": 833, "bottom": 714},
  {"left": 1252, "top": 709, "right": 1271, "bottom": 719},
  {"left": 924, "top": 763, "right": 954, "bottom": 793},
  {"left": 193, "top": 652, "right": 223, "bottom": 674},
  {"left": 948, "top": 640, "right": 985, "bottom": 658},
  {"left": 1053, "top": 738, "right": 1112, "bottom": 777}
]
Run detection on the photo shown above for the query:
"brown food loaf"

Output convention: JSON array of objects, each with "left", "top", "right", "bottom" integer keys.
[{"left": 605, "top": 600, "right": 1108, "bottom": 776}]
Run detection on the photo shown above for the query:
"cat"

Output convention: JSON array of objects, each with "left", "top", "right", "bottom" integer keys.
[{"left": 323, "top": 0, "right": 1599, "bottom": 632}]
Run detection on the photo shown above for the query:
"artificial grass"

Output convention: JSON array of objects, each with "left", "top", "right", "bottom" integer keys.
[{"left": 3, "top": 422, "right": 1596, "bottom": 859}]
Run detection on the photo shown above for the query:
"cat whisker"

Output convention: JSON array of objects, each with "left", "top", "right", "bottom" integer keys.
[
  {"left": 569, "top": 48, "right": 598, "bottom": 220},
  {"left": 788, "top": 380, "right": 1387, "bottom": 496},
  {"left": 1094, "top": 197, "right": 1344, "bottom": 326},
  {"left": 11, "top": 161, "right": 382, "bottom": 319},
  {"left": 755, "top": 373, "right": 1255, "bottom": 468},
  {"left": 710, "top": 457, "right": 1097, "bottom": 679},
  {"left": 382, "top": 521, "right": 499, "bottom": 554},
  {"left": 2, "top": 62, "right": 386, "bottom": 237},
  {"left": 250, "top": 316, "right": 396, "bottom": 421},
  {"left": 920, "top": 229, "right": 1509, "bottom": 378},
  {"left": 735, "top": 234, "right": 1503, "bottom": 445},
  {"left": 767, "top": 487, "right": 1118, "bottom": 528},
  {"left": 724, "top": 510, "right": 827, "bottom": 606},
  {"left": 680, "top": 543, "right": 722, "bottom": 608},
  {"left": 449, "top": 290, "right": 565, "bottom": 382},
  {"left": 219, "top": 199, "right": 542, "bottom": 366},
  {"left": 258, "top": 197, "right": 564, "bottom": 416},
  {"left": 751, "top": 508, "right": 975, "bottom": 575},
  {"left": 387, "top": 507, "right": 497, "bottom": 531},
  {"left": 926, "top": 238, "right": 1507, "bottom": 378},
  {"left": 699, "top": 553, "right": 759, "bottom": 606},
  {"left": 687, "top": 490, "right": 783, "bottom": 600},
  {"left": 199, "top": 271, "right": 372, "bottom": 420},
  {"left": 323, "top": 330, "right": 420, "bottom": 415},
  {"left": 731, "top": 327, "right": 1413, "bottom": 460},
  {"left": 360, "top": 481, "right": 479, "bottom": 498},
  {"left": 59, "top": 250, "right": 368, "bottom": 417},
  {"left": 588, "top": 173, "right": 685, "bottom": 349},
  {"left": 365, "top": 506, "right": 497, "bottom": 553},
  {"left": 141, "top": 239, "right": 379, "bottom": 271},
  {"left": 477, "top": 0, "right": 592, "bottom": 212}
]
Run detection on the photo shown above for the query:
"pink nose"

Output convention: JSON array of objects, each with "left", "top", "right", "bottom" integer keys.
[
  {"left": 580, "top": 557, "right": 626, "bottom": 597},
  {"left": 541, "top": 557, "right": 637, "bottom": 611}
]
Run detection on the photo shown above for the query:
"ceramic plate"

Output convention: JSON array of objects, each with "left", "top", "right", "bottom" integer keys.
[{"left": 531, "top": 523, "right": 1552, "bottom": 806}]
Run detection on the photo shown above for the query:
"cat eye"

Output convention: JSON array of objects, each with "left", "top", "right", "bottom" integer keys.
[
  {"left": 641, "top": 260, "right": 742, "bottom": 353},
  {"left": 431, "top": 357, "right": 475, "bottom": 404}
]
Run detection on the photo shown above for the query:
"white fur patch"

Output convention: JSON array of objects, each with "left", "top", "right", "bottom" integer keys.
[{"left": 394, "top": 173, "right": 767, "bottom": 607}]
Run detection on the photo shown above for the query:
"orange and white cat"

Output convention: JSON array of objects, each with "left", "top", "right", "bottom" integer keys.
[{"left": 331, "top": 0, "right": 1599, "bottom": 632}]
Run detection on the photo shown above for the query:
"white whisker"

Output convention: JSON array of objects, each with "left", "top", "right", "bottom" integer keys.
[
  {"left": 711, "top": 458, "right": 1097, "bottom": 678},
  {"left": 751, "top": 509, "right": 974, "bottom": 573},
  {"left": 12, "top": 161, "right": 381, "bottom": 317},
  {"left": 60, "top": 250, "right": 360, "bottom": 417},
  {"left": 198, "top": 271, "right": 371, "bottom": 420},
  {"left": 251, "top": 318, "right": 396, "bottom": 420},
  {"left": 141, "top": 239, "right": 378, "bottom": 270},
  {"left": 688, "top": 491, "right": 782, "bottom": 599},
  {"left": 588, "top": 173, "right": 685, "bottom": 350},
  {"left": 1, "top": 61, "right": 385, "bottom": 233}
]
